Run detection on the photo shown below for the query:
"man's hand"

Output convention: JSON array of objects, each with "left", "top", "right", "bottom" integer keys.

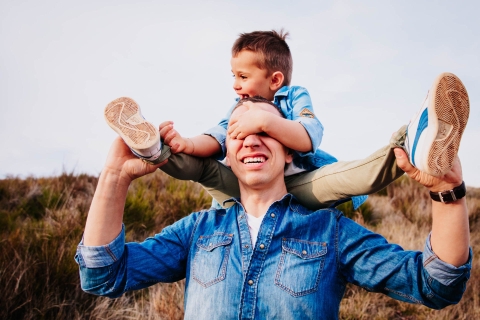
[
  {"left": 393, "top": 148, "right": 463, "bottom": 192},
  {"left": 394, "top": 148, "right": 469, "bottom": 267},
  {"left": 105, "top": 137, "right": 166, "bottom": 186},
  {"left": 84, "top": 137, "right": 166, "bottom": 246},
  {"left": 227, "top": 102, "right": 272, "bottom": 139},
  {"left": 160, "top": 121, "right": 194, "bottom": 154}
]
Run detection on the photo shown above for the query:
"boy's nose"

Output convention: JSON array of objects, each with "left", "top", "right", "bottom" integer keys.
[{"left": 233, "top": 79, "right": 241, "bottom": 91}]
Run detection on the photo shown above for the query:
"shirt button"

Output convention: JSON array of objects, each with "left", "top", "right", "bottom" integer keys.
[
  {"left": 248, "top": 280, "right": 254, "bottom": 285},
  {"left": 302, "top": 250, "right": 307, "bottom": 255},
  {"left": 259, "top": 244, "right": 265, "bottom": 249},
  {"left": 270, "top": 213, "right": 275, "bottom": 218},
  {"left": 245, "top": 245, "right": 249, "bottom": 248}
]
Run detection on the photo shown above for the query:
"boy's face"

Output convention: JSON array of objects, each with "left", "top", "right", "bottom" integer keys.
[{"left": 231, "top": 50, "right": 276, "bottom": 101}]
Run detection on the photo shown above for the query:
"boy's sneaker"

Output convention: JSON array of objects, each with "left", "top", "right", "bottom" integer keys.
[
  {"left": 104, "top": 97, "right": 170, "bottom": 164},
  {"left": 405, "top": 72, "right": 469, "bottom": 176}
]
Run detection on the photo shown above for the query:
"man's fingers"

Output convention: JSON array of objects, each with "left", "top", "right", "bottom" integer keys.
[{"left": 393, "top": 148, "right": 415, "bottom": 174}]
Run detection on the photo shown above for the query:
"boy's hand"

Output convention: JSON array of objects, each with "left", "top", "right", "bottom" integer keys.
[
  {"left": 160, "top": 121, "right": 192, "bottom": 154},
  {"left": 227, "top": 102, "right": 271, "bottom": 139}
]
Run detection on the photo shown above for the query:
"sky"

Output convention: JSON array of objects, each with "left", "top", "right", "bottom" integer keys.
[{"left": 1, "top": 0, "right": 479, "bottom": 187}]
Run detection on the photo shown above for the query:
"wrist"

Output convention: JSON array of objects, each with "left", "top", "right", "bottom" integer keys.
[
  {"left": 430, "top": 181, "right": 466, "bottom": 204},
  {"left": 186, "top": 138, "right": 195, "bottom": 155},
  {"left": 100, "top": 166, "right": 133, "bottom": 189}
]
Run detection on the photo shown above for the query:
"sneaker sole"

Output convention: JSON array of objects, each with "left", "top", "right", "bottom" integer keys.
[
  {"left": 421, "top": 73, "right": 469, "bottom": 176},
  {"left": 104, "top": 97, "right": 160, "bottom": 151}
]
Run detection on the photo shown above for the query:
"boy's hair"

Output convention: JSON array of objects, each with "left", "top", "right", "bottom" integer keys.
[
  {"left": 234, "top": 96, "right": 286, "bottom": 119},
  {"left": 232, "top": 30, "right": 292, "bottom": 86}
]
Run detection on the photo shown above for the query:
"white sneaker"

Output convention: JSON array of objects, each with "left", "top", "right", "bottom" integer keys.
[
  {"left": 405, "top": 73, "right": 469, "bottom": 176},
  {"left": 105, "top": 97, "right": 169, "bottom": 164}
]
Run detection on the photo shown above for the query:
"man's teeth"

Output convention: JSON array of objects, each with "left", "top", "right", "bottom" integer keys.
[{"left": 243, "top": 157, "right": 265, "bottom": 164}]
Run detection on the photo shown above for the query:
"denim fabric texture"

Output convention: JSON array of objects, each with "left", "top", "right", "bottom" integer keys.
[{"left": 76, "top": 195, "right": 471, "bottom": 320}]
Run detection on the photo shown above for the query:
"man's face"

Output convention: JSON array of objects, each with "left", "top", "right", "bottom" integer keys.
[
  {"left": 231, "top": 50, "right": 275, "bottom": 101},
  {"left": 226, "top": 102, "right": 292, "bottom": 190}
]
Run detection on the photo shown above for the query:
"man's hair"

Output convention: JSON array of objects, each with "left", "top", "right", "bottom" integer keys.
[
  {"left": 234, "top": 96, "right": 286, "bottom": 118},
  {"left": 232, "top": 30, "right": 292, "bottom": 86}
]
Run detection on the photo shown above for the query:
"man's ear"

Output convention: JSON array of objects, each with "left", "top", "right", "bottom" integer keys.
[
  {"left": 225, "top": 152, "right": 231, "bottom": 167},
  {"left": 285, "top": 148, "right": 293, "bottom": 164},
  {"left": 270, "top": 71, "right": 284, "bottom": 91}
]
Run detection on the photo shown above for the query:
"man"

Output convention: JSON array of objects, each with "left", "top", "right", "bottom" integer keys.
[{"left": 76, "top": 100, "right": 471, "bottom": 319}]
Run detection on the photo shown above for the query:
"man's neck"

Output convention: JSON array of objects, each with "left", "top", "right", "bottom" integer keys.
[{"left": 239, "top": 185, "right": 288, "bottom": 218}]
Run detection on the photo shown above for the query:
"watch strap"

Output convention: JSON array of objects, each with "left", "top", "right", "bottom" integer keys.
[{"left": 429, "top": 181, "right": 466, "bottom": 203}]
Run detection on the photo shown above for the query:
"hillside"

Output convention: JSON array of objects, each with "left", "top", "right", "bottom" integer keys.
[{"left": 0, "top": 171, "right": 478, "bottom": 319}]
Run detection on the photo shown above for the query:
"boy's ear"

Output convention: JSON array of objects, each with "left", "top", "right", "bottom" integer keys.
[{"left": 270, "top": 71, "right": 284, "bottom": 91}]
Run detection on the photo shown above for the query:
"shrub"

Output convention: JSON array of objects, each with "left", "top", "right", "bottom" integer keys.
[{"left": 1, "top": 171, "right": 478, "bottom": 319}]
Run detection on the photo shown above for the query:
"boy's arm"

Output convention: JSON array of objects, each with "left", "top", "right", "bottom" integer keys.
[
  {"left": 228, "top": 104, "right": 313, "bottom": 152},
  {"left": 228, "top": 87, "right": 321, "bottom": 153},
  {"left": 159, "top": 101, "right": 238, "bottom": 158},
  {"left": 160, "top": 121, "right": 221, "bottom": 157}
]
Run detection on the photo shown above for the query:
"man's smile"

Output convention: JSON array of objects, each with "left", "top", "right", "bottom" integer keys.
[{"left": 242, "top": 156, "right": 267, "bottom": 164}]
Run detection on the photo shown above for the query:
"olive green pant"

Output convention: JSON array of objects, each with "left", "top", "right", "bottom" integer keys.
[{"left": 159, "top": 126, "right": 407, "bottom": 210}]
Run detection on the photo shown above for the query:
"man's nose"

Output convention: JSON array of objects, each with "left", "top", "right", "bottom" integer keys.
[{"left": 243, "top": 134, "right": 261, "bottom": 148}]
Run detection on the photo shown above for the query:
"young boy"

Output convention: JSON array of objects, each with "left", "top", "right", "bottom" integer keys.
[{"left": 104, "top": 30, "right": 470, "bottom": 209}]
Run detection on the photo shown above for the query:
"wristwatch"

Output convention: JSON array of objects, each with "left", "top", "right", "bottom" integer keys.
[{"left": 429, "top": 181, "right": 466, "bottom": 203}]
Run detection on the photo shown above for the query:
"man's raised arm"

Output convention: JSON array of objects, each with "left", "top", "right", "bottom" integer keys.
[
  {"left": 393, "top": 148, "right": 470, "bottom": 267},
  {"left": 83, "top": 137, "right": 165, "bottom": 246}
]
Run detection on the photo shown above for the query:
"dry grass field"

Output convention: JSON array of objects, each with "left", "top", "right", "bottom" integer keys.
[{"left": 0, "top": 171, "right": 478, "bottom": 319}]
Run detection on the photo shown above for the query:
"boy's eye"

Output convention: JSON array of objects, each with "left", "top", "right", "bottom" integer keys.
[{"left": 240, "top": 75, "right": 247, "bottom": 79}]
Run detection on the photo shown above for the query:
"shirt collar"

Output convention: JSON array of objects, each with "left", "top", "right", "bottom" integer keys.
[{"left": 223, "top": 193, "right": 303, "bottom": 213}]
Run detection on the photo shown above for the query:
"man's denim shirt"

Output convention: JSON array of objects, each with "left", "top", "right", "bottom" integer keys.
[
  {"left": 204, "top": 86, "right": 366, "bottom": 209},
  {"left": 75, "top": 195, "right": 472, "bottom": 320}
]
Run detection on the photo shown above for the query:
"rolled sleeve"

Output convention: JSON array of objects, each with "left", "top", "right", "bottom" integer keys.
[
  {"left": 75, "top": 225, "right": 125, "bottom": 268},
  {"left": 279, "top": 86, "right": 324, "bottom": 157},
  {"left": 203, "top": 101, "right": 237, "bottom": 159},
  {"left": 297, "top": 118, "right": 324, "bottom": 157},
  {"left": 423, "top": 233, "right": 472, "bottom": 286},
  {"left": 203, "top": 125, "right": 227, "bottom": 158}
]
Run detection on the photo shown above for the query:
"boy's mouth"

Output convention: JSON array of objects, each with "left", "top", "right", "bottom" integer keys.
[{"left": 240, "top": 94, "right": 249, "bottom": 99}]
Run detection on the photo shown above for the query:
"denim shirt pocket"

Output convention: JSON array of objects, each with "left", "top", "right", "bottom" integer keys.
[
  {"left": 192, "top": 233, "right": 233, "bottom": 288},
  {"left": 275, "top": 238, "right": 327, "bottom": 297}
]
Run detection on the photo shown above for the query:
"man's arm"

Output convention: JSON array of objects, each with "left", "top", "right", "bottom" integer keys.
[
  {"left": 83, "top": 137, "right": 165, "bottom": 246},
  {"left": 337, "top": 149, "right": 470, "bottom": 309},
  {"left": 394, "top": 148, "right": 469, "bottom": 266}
]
